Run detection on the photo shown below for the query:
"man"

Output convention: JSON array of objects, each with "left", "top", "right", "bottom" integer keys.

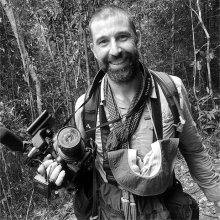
[{"left": 38, "top": 5, "right": 220, "bottom": 220}]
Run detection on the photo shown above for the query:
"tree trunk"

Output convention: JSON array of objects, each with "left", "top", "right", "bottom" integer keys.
[
  {"left": 189, "top": 0, "right": 198, "bottom": 100},
  {"left": 171, "top": 1, "right": 175, "bottom": 75},
  {"left": 1, "top": 0, "right": 42, "bottom": 116},
  {"left": 83, "top": 28, "right": 91, "bottom": 87},
  {"left": 196, "top": 0, "right": 213, "bottom": 96}
]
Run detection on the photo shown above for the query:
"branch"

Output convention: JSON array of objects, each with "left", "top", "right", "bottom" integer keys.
[
  {"left": 196, "top": 43, "right": 208, "bottom": 53},
  {"left": 25, "top": 189, "right": 34, "bottom": 220},
  {"left": 194, "top": 0, "right": 210, "bottom": 40},
  {"left": 0, "top": 177, "right": 13, "bottom": 220},
  {"left": 191, "top": 6, "right": 200, "bottom": 18}
]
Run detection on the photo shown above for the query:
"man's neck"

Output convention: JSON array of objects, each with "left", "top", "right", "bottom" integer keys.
[{"left": 106, "top": 72, "right": 142, "bottom": 107}]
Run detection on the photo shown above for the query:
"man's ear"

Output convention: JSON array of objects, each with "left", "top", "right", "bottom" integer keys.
[
  {"left": 90, "top": 43, "right": 97, "bottom": 59},
  {"left": 136, "top": 30, "right": 141, "bottom": 48}
]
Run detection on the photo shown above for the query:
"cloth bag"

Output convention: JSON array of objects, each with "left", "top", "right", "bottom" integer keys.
[{"left": 108, "top": 138, "right": 179, "bottom": 196}]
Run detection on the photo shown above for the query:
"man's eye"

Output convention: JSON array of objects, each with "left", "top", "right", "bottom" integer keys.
[
  {"left": 98, "top": 40, "right": 108, "bottom": 46},
  {"left": 119, "top": 35, "right": 128, "bottom": 41}
]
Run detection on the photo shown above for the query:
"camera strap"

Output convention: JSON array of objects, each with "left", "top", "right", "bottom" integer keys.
[
  {"left": 64, "top": 67, "right": 183, "bottom": 140},
  {"left": 63, "top": 68, "right": 143, "bottom": 132},
  {"left": 62, "top": 69, "right": 106, "bottom": 128}
]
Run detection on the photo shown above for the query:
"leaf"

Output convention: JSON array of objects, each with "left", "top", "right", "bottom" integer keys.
[
  {"left": 0, "top": 197, "right": 7, "bottom": 203},
  {"left": 207, "top": 113, "right": 212, "bottom": 121},
  {"left": 204, "top": 125, "right": 216, "bottom": 129},
  {"left": 0, "top": 47, "right": 5, "bottom": 52},
  {"left": 209, "top": 51, "right": 215, "bottom": 59},
  {"left": 199, "top": 51, "right": 205, "bottom": 57},
  {"left": 33, "top": 208, "right": 47, "bottom": 217},
  {"left": 8, "top": 151, "right": 16, "bottom": 156},
  {"left": 210, "top": 112, "right": 215, "bottom": 119},
  {"left": 190, "top": 61, "right": 195, "bottom": 67},
  {"left": 199, "top": 197, "right": 207, "bottom": 204},
  {"left": 203, "top": 130, "right": 208, "bottom": 135},
  {"left": 63, "top": 201, "right": 73, "bottom": 209},
  {"left": 189, "top": 182, "right": 194, "bottom": 187},
  {"left": 197, "top": 61, "right": 202, "bottom": 70},
  {"left": 206, "top": 87, "right": 210, "bottom": 94}
]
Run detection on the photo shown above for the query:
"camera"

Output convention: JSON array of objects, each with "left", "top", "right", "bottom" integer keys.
[{"left": 26, "top": 110, "right": 96, "bottom": 198}]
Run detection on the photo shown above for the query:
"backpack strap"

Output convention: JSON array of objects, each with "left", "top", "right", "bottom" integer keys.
[
  {"left": 149, "top": 70, "right": 185, "bottom": 186},
  {"left": 150, "top": 80, "right": 163, "bottom": 140},
  {"left": 149, "top": 70, "right": 185, "bottom": 134},
  {"left": 83, "top": 83, "right": 101, "bottom": 141},
  {"left": 83, "top": 70, "right": 185, "bottom": 140}
]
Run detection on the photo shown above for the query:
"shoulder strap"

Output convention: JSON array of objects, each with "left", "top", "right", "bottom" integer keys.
[
  {"left": 149, "top": 70, "right": 184, "bottom": 133},
  {"left": 150, "top": 80, "right": 163, "bottom": 140},
  {"left": 83, "top": 70, "right": 184, "bottom": 141},
  {"left": 82, "top": 84, "right": 101, "bottom": 141}
]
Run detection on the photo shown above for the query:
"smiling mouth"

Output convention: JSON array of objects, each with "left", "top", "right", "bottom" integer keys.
[
  {"left": 109, "top": 61, "right": 128, "bottom": 70},
  {"left": 111, "top": 61, "right": 125, "bottom": 65},
  {"left": 110, "top": 58, "right": 129, "bottom": 66}
]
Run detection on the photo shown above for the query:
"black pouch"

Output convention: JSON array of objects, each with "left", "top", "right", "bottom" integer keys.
[
  {"left": 164, "top": 180, "right": 199, "bottom": 220},
  {"left": 73, "top": 170, "right": 93, "bottom": 220},
  {"left": 98, "top": 183, "right": 124, "bottom": 220}
]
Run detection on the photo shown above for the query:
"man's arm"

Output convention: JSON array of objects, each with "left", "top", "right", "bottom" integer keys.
[{"left": 176, "top": 78, "right": 220, "bottom": 202}]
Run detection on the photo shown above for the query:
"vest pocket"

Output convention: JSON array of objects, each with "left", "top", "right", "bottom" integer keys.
[{"left": 98, "top": 183, "right": 124, "bottom": 220}]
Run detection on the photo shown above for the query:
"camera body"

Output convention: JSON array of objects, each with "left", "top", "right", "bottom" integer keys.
[{"left": 26, "top": 110, "right": 95, "bottom": 198}]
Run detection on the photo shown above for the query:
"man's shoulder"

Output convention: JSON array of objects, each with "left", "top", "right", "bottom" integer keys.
[
  {"left": 169, "top": 75, "right": 183, "bottom": 88},
  {"left": 149, "top": 69, "right": 183, "bottom": 95},
  {"left": 75, "top": 94, "right": 86, "bottom": 111},
  {"left": 149, "top": 69, "right": 183, "bottom": 86}
]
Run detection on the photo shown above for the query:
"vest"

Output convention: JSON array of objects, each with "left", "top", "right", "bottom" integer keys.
[{"left": 82, "top": 70, "right": 184, "bottom": 194}]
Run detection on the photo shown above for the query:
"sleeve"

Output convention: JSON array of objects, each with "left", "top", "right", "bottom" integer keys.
[{"left": 176, "top": 77, "right": 220, "bottom": 202}]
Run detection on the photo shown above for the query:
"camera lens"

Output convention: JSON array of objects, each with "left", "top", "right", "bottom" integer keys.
[
  {"left": 59, "top": 128, "right": 79, "bottom": 147},
  {"left": 57, "top": 127, "right": 84, "bottom": 162}
]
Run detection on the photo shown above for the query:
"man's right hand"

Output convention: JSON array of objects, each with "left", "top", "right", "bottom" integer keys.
[{"left": 37, "top": 154, "right": 66, "bottom": 186}]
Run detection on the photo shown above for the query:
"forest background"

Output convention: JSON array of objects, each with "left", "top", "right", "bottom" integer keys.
[{"left": 0, "top": 0, "right": 220, "bottom": 219}]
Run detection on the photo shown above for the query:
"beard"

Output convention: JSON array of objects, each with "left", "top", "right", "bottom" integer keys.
[
  {"left": 107, "top": 62, "right": 136, "bottom": 83},
  {"left": 99, "top": 51, "right": 139, "bottom": 83}
]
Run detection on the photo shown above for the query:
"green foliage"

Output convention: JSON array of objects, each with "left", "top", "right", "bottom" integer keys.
[
  {"left": 196, "top": 95, "right": 220, "bottom": 134},
  {"left": 198, "top": 108, "right": 220, "bottom": 133}
]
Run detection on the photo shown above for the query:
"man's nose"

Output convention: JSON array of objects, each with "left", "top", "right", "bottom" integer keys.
[{"left": 109, "top": 39, "right": 121, "bottom": 56}]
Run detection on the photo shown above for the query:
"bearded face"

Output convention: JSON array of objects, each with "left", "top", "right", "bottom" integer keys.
[
  {"left": 99, "top": 50, "right": 139, "bottom": 83},
  {"left": 90, "top": 14, "right": 141, "bottom": 83}
]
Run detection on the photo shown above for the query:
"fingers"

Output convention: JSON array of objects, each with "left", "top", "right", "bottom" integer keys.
[
  {"left": 38, "top": 162, "right": 65, "bottom": 185},
  {"left": 48, "top": 164, "right": 66, "bottom": 186},
  {"left": 37, "top": 159, "right": 53, "bottom": 175},
  {"left": 37, "top": 154, "right": 66, "bottom": 187},
  {"left": 37, "top": 154, "right": 53, "bottom": 175},
  {"left": 43, "top": 154, "right": 52, "bottom": 162},
  {"left": 55, "top": 170, "right": 66, "bottom": 186},
  {"left": 49, "top": 164, "right": 62, "bottom": 182},
  {"left": 53, "top": 135, "right": 58, "bottom": 151},
  {"left": 46, "top": 161, "right": 58, "bottom": 177}
]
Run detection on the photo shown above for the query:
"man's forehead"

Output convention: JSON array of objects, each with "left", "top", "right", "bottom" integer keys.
[{"left": 90, "top": 14, "right": 131, "bottom": 36}]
